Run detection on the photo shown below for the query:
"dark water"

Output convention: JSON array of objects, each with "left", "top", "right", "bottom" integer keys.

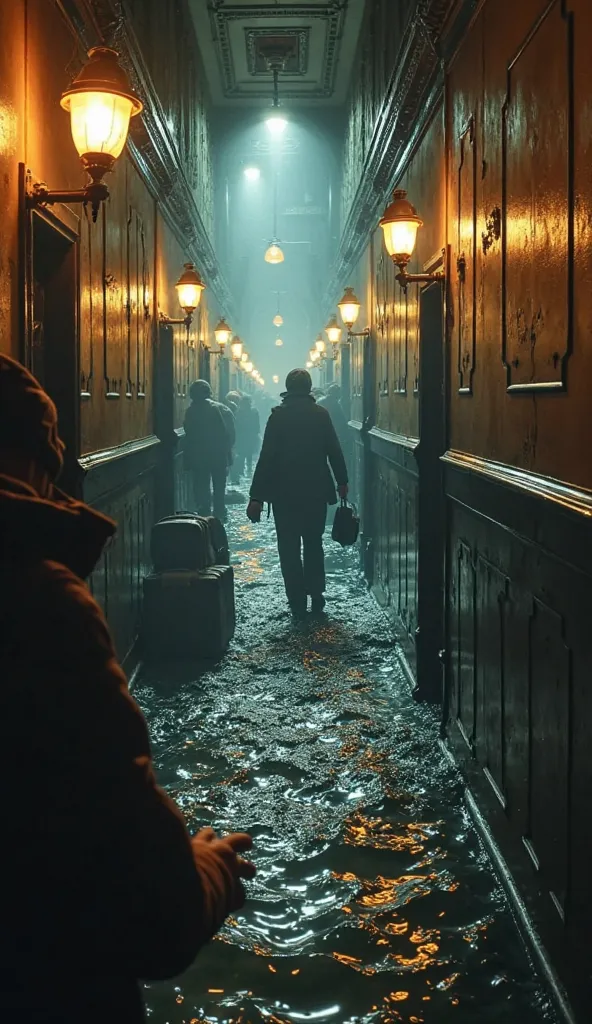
[{"left": 136, "top": 507, "right": 556, "bottom": 1024}]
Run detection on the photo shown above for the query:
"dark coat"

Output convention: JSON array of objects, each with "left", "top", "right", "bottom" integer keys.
[
  {"left": 0, "top": 475, "right": 236, "bottom": 1023},
  {"left": 250, "top": 393, "right": 348, "bottom": 506},
  {"left": 235, "top": 402, "right": 260, "bottom": 453},
  {"left": 183, "top": 397, "right": 231, "bottom": 469}
]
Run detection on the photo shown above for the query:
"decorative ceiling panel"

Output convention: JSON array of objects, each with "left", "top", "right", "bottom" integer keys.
[{"left": 189, "top": 1, "right": 365, "bottom": 107}]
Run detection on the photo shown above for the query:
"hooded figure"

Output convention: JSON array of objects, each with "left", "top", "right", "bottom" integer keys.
[
  {"left": 0, "top": 355, "right": 255, "bottom": 1023},
  {"left": 184, "top": 379, "right": 233, "bottom": 520},
  {"left": 248, "top": 369, "right": 348, "bottom": 617},
  {"left": 318, "top": 383, "right": 349, "bottom": 448}
]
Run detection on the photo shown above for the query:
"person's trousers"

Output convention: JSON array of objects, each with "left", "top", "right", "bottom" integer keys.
[
  {"left": 272, "top": 499, "right": 327, "bottom": 606},
  {"left": 192, "top": 462, "right": 227, "bottom": 519}
]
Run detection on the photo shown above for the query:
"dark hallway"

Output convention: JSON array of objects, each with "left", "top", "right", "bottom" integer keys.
[
  {"left": 137, "top": 507, "right": 554, "bottom": 1024},
  {"left": 1, "top": 0, "right": 591, "bottom": 1022}
]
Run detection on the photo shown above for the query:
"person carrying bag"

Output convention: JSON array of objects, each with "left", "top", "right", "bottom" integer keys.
[{"left": 332, "top": 498, "right": 360, "bottom": 547}]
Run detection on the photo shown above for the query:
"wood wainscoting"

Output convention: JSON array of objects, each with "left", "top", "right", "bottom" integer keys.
[
  {"left": 443, "top": 450, "right": 592, "bottom": 1017},
  {"left": 81, "top": 436, "right": 161, "bottom": 667}
]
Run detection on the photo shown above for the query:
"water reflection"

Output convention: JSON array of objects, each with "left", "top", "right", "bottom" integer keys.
[{"left": 137, "top": 509, "right": 556, "bottom": 1024}]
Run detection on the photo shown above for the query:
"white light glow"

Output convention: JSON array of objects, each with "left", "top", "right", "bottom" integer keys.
[
  {"left": 244, "top": 166, "right": 260, "bottom": 182},
  {"left": 266, "top": 116, "right": 287, "bottom": 136}
]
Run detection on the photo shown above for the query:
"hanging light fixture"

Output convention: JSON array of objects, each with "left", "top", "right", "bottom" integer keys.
[
  {"left": 325, "top": 315, "right": 342, "bottom": 346},
  {"left": 272, "top": 375, "right": 279, "bottom": 384},
  {"left": 214, "top": 317, "right": 232, "bottom": 349},
  {"left": 315, "top": 334, "right": 326, "bottom": 355},
  {"left": 273, "top": 313, "right": 283, "bottom": 327},
  {"left": 337, "top": 287, "right": 370, "bottom": 339},
  {"left": 240, "top": 351, "right": 249, "bottom": 365},
  {"left": 231, "top": 337, "right": 243, "bottom": 362},
  {"left": 306, "top": 360, "right": 313, "bottom": 369},
  {"left": 379, "top": 188, "right": 445, "bottom": 288},
  {"left": 265, "top": 242, "right": 284, "bottom": 264},
  {"left": 275, "top": 337, "right": 284, "bottom": 347},
  {"left": 265, "top": 59, "right": 288, "bottom": 135},
  {"left": 244, "top": 361, "right": 254, "bottom": 373},
  {"left": 27, "top": 47, "right": 143, "bottom": 222}
]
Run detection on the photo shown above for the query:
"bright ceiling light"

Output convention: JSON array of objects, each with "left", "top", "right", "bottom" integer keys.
[
  {"left": 273, "top": 314, "right": 283, "bottom": 327},
  {"left": 265, "top": 242, "right": 284, "bottom": 264},
  {"left": 275, "top": 337, "right": 283, "bottom": 347},
  {"left": 244, "top": 166, "right": 260, "bottom": 182},
  {"left": 266, "top": 116, "right": 287, "bottom": 135}
]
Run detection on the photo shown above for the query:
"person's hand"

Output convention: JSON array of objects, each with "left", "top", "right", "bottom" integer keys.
[
  {"left": 338, "top": 484, "right": 349, "bottom": 499},
  {"left": 192, "top": 830, "right": 256, "bottom": 914},
  {"left": 247, "top": 499, "right": 263, "bottom": 523}
]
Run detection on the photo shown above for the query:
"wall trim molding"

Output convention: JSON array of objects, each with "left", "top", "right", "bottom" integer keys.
[
  {"left": 369, "top": 426, "right": 420, "bottom": 451},
  {"left": 81, "top": 434, "right": 161, "bottom": 504},
  {"left": 58, "top": 0, "right": 233, "bottom": 317},
  {"left": 368, "top": 427, "right": 420, "bottom": 475},
  {"left": 442, "top": 450, "right": 592, "bottom": 520}
]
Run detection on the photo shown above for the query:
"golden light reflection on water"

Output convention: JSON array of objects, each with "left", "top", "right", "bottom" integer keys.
[{"left": 233, "top": 546, "right": 265, "bottom": 583}]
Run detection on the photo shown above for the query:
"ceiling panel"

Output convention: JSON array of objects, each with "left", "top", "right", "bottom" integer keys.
[{"left": 189, "top": 0, "right": 365, "bottom": 107}]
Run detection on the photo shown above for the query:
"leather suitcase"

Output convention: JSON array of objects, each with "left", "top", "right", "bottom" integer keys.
[
  {"left": 204, "top": 516, "right": 230, "bottom": 565},
  {"left": 142, "top": 565, "right": 235, "bottom": 659},
  {"left": 151, "top": 513, "right": 215, "bottom": 572}
]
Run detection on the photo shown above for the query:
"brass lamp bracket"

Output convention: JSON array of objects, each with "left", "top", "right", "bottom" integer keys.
[
  {"left": 346, "top": 327, "right": 371, "bottom": 339},
  {"left": 393, "top": 247, "right": 446, "bottom": 290},
  {"left": 159, "top": 311, "right": 193, "bottom": 328},
  {"left": 27, "top": 180, "right": 109, "bottom": 223}
]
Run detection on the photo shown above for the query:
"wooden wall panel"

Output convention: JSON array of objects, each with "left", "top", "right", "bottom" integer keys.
[
  {"left": 0, "top": 0, "right": 24, "bottom": 357},
  {"left": 448, "top": 0, "right": 592, "bottom": 489}
]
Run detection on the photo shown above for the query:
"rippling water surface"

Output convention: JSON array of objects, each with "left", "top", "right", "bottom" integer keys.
[{"left": 136, "top": 507, "right": 556, "bottom": 1024}]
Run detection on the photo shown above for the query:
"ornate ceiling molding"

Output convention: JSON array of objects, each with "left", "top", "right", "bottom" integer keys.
[
  {"left": 207, "top": 2, "right": 347, "bottom": 101},
  {"left": 324, "top": 0, "right": 472, "bottom": 309},
  {"left": 56, "top": 0, "right": 234, "bottom": 317}
]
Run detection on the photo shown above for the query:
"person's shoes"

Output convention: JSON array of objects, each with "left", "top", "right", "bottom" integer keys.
[
  {"left": 289, "top": 601, "right": 307, "bottom": 620},
  {"left": 310, "top": 595, "right": 326, "bottom": 615}
]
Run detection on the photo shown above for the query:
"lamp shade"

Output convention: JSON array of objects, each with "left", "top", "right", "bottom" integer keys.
[
  {"left": 240, "top": 352, "right": 249, "bottom": 365},
  {"left": 244, "top": 361, "right": 253, "bottom": 373},
  {"left": 272, "top": 375, "right": 279, "bottom": 384},
  {"left": 315, "top": 335, "right": 326, "bottom": 354},
  {"left": 175, "top": 264, "right": 205, "bottom": 313},
  {"left": 273, "top": 314, "right": 283, "bottom": 327},
  {"left": 214, "top": 317, "right": 232, "bottom": 348},
  {"left": 275, "top": 338, "right": 284, "bottom": 347},
  {"left": 231, "top": 337, "right": 243, "bottom": 361},
  {"left": 338, "top": 287, "right": 361, "bottom": 329},
  {"left": 265, "top": 242, "right": 285, "bottom": 265},
  {"left": 325, "top": 315, "right": 342, "bottom": 346},
  {"left": 310, "top": 348, "right": 320, "bottom": 363},
  {"left": 379, "top": 188, "right": 423, "bottom": 264},
  {"left": 61, "top": 47, "right": 142, "bottom": 174}
]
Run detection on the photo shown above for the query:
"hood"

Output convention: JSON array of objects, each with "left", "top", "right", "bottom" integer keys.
[{"left": 0, "top": 474, "right": 116, "bottom": 580}]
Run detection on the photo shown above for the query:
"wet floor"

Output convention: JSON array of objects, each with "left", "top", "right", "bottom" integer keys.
[{"left": 136, "top": 503, "right": 557, "bottom": 1024}]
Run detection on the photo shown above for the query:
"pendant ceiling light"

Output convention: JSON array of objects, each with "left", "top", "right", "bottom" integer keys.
[
  {"left": 264, "top": 88, "right": 284, "bottom": 265},
  {"left": 265, "top": 242, "right": 284, "bottom": 264},
  {"left": 275, "top": 337, "right": 284, "bottom": 347},
  {"left": 273, "top": 313, "right": 283, "bottom": 327},
  {"left": 265, "top": 59, "right": 288, "bottom": 135}
]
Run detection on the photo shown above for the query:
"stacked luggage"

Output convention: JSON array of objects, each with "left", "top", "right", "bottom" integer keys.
[{"left": 142, "top": 512, "right": 235, "bottom": 660}]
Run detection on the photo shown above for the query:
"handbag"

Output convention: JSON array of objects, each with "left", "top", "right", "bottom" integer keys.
[{"left": 332, "top": 499, "right": 360, "bottom": 547}]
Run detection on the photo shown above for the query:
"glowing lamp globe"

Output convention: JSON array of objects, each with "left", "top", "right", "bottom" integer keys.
[
  {"left": 214, "top": 317, "right": 232, "bottom": 349},
  {"left": 315, "top": 335, "right": 326, "bottom": 354},
  {"left": 244, "top": 361, "right": 253, "bottom": 374},
  {"left": 231, "top": 337, "right": 243, "bottom": 361},
  {"left": 338, "top": 287, "right": 361, "bottom": 330},
  {"left": 60, "top": 47, "right": 143, "bottom": 181},
  {"left": 275, "top": 338, "right": 284, "bottom": 348},
  {"left": 306, "top": 360, "right": 313, "bottom": 369},
  {"left": 325, "top": 315, "right": 342, "bottom": 346},
  {"left": 244, "top": 166, "right": 260, "bottom": 182},
  {"left": 266, "top": 116, "right": 287, "bottom": 135},
  {"left": 175, "top": 263, "right": 205, "bottom": 314},
  {"left": 273, "top": 314, "right": 283, "bottom": 327},
  {"left": 240, "top": 352, "right": 249, "bottom": 365},
  {"left": 273, "top": 375, "right": 279, "bottom": 384},
  {"left": 379, "top": 188, "right": 423, "bottom": 265},
  {"left": 265, "top": 242, "right": 285, "bottom": 265}
]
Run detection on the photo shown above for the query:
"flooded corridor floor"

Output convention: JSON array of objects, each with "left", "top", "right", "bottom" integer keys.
[{"left": 136, "top": 507, "right": 556, "bottom": 1024}]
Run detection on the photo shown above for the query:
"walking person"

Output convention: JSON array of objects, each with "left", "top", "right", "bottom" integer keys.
[
  {"left": 234, "top": 395, "right": 260, "bottom": 479},
  {"left": 184, "top": 379, "right": 233, "bottom": 520},
  {"left": 318, "top": 383, "right": 349, "bottom": 449},
  {"left": 0, "top": 354, "right": 255, "bottom": 1023},
  {"left": 247, "top": 368, "right": 348, "bottom": 617}
]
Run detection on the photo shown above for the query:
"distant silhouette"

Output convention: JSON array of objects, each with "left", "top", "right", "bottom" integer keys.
[
  {"left": 248, "top": 368, "right": 348, "bottom": 616},
  {"left": 184, "top": 379, "right": 233, "bottom": 520}
]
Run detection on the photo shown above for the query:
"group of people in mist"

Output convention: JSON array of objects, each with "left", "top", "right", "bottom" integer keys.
[
  {"left": 0, "top": 352, "right": 350, "bottom": 1023},
  {"left": 183, "top": 371, "right": 350, "bottom": 616}
]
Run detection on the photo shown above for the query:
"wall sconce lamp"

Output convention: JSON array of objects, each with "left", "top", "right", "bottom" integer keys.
[
  {"left": 231, "top": 337, "right": 243, "bottom": 362},
  {"left": 306, "top": 360, "right": 313, "bottom": 369},
  {"left": 272, "top": 375, "right": 280, "bottom": 384},
  {"left": 26, "top": 47, "right": 142, "bottom": 222},
  {"left": 379, "top": 188, "right": 444, "bottom": 288},
  {"left": 244, "top": 360, "right": 254, "bottom": 374},
  {"left": 214, "top": 317, "right": 232, "bottom": 352},
  {"left": 309, "top": 348, "right": 321, "bottom": 365},
  {"left": 160, "top": 263, "right": 205, "bottom": 327},
  {"left": 338, "top": 288, "right": 369, "bottom": 338}
]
